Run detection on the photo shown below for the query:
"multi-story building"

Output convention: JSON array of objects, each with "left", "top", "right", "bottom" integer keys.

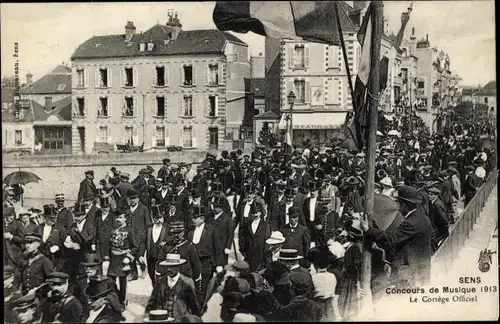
[
  {"left": 70, "top": 13, "right": 249, "bottom": 154},
  {"left": 399, "top": 30, "right": 419, "bottom": 114},
  {"left": 476, "top": 81, "right": 496, "bottom": 119},
  {"left": 273, "top": 1, "right": 364, "bottom": 145}
]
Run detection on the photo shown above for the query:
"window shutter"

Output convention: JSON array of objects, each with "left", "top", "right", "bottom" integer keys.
[
  {"left": 192, "top": 95, "right": 197, "bottom": 117},
  {"left": 153, "top": 96, "right": 158, "bottom": 117},
  {"left": 165, "top": 127, "right": 170, "bottom": 146},
  {"left": 179, "top": 96, "right": 184, "bottom": 117},
  {"left": 152, "top": 127, "right": 157, "bottom": 148},
  {"left": 107, "top": 69, "right": 112, "bottom": 87},
  {"left": 85, "top": 98, "right": 88, "bottom": 116},
  {"left": 333, "top": 80, "right": 339, "bottom": 105},
  {"left": 84, "top": 69, "right": 89, "bottom": 88},
  {"left": 121, "top": 97, "right": 125, "bottom": 116},
  {"left": 305, "top": 45, "right": 310, "bottom": 68},
  {"left": 180, "top": 66, "right": 184, "bottom": 85},
  {"left": 165, "top": 67, "right": 169, "bottom": 86},
  {"left": 217, "top": 64, "right": 222, "bottom": 85},
  {"left": 205, "top": 65, "right": 209, "bottom": 85},
  {"left": 192, "top": 65, "right": 197, "bottom": 86},
  {"left": 25, "top": 128, "right": 31, "bottom": 141},
  {"left": 72, "top": 70, "right": 77, "bottom": 89},
  {"left": 288, "top": 46, "right": 294, "bottom": 69},
  {"left": 164, "top": 96, "right": 168, "bottom": 119},
  {"left": 133, "top": 126, "right": 138, "bottom": 146},
  {"left": 215, "top": 95, "right": 219, "bottom": 117},
  {"left": 192, "top": 127, "right": 197, "bottom": 148},
  {"left": 108, "top": 127, "right": 112, "bottom": 144},
  {"left": 108, "top": 97, "right": 112, "bottom": 117},
  {"left": 134, "top": 96, "right": 138, "bottom": 116},
  {"left": 121, "top": 68, "right": 125, "bottom": 87},
  {"left": 287, "top": 81, "right": 293, "bottom": 101},
  {"left": 327, "top": 79, "right": 334, "bottom": 104},
  {"left": 305, "top": 80, "right": 311, "bottom": 103},
  {"left": 152, "top": 66, "right": 157, "bottom": 86},
  {"left": 205, "top": 96, "right": 209, "bottom": 116},
  {"left": 95, "top": 69, "right": 99, "bottom": 88},
  {"left": 134, "top": 67, "right": 138, "bottom": 87}
]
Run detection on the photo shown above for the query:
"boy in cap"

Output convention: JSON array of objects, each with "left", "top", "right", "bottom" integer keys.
[
  {"left": 78, "top": 170, "right": 97, "bottom": 204},
  {"left": 10, "top": 292, "right": 42, "bottom": 324},
  {"left": 13, "top": 232, "right": 54, "bottom": 295}
]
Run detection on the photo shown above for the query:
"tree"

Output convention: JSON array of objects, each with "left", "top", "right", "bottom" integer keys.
[{"left": 258, "top": 122, "right": 278, "bottom": 147}]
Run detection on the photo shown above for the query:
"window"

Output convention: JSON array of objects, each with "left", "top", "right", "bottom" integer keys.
[
  {"left": 156, "top": 96, "right": 165, "bottom": 117},
  {"left": 77, "top": 69, "right": 85, "bottom": 87},
  {"left": 294, "top": 79, "right": 306, "bottom": 103},
  {"left": 183, "top": 126, "right": 193, "bottom": 148},
  {"left": 184, "top": 95, "right": 193, "bottom": 116},
  {"left": 156, "top": 66, "right": 165, "bottom": 86},
  {"left": 124, "top": 126, "right": 134, "bottom": 145},
  {"left": 15, "top": 130, "right": 22, "bottom": 145},
  {"left": 98, "top": 68, "right": 108, "bottom": 87},
  {"left": 209, "top": 96, "right": 217, "bottom": 117},
  {"left": 183, "top": 65, "right": 193, "bottom": 85},
  {"left": 208, "top": 64, "right": 219, "bottom": 85},
  {"left": 124, "top": 97, "right": 134, "bottom": 116},
  {"left": 125, "top": 67, "right": 134, "bottom": 87},
  {"left": 99, "top": 97, "right": 108, "bottom": 117},
  {"left": 77, "top": 97, "right": 85, "bottom": 116},
  {"left": 45, "top": 97, "right": 52, "bottom": 108},
  {"left": 484, "top": 97, "right": 488, "bottom": 104},
  {"left": 156, "top": 126, "right": 166, "bottom": 147},
  {"left": 98, "top": 126, "right": 108, "bottom": 142},
  {"left": 417, "top": 81, "right": 425, "bottom": 89},
  {"left": 294, "top": 45, "right": 305, "bottom": 68},
  {"left": 57, "top": 84, "right": 66, "bottom": 91},
  {"left": 401, "top": 68, "right": 408, "bottom": 82}
]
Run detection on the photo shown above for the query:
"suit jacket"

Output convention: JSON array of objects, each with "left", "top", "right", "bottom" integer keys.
[
  {"left": 154, "top": 189, "right": 172, "bottom": 210},
  {"left": 132, "top": 176, "right": 151, "bottom": 208},
  {"left": 429, "top": 198, "right": 449, "bottom": 239},
  {"left": 145, "top": 274, "right": 201, "bottom": 317},
  {"left": 4, "top": 220, "right": 25, "bottom": 266},
  {"left": 128, "top": 203, "right": 151, "bottom": 257},
  {"left": 157, "top": 166, "right": 170, "bottom": 181},
  {"left": 116, "top": 181, "right": 133, "bottom": 198},
  {"left": 280, "top": 295, "right": 324, "bottom": 322},
  {"left": 303, "top": 198, "right": 322, "bottom": 231},
  {"left": 14, "top": 252, "right": 54, "bottom": 294},
  {"left": 168, "top": 172, "right": 184, "bottom": 185},
  {"left": 176, "top": 189, "right": 191, "bottom": 227},
  {"left": 207, "top": 212, "right": 234, "bottom": 252},
  {"left": 187, "top": 224, "right": 224, "bottom": 268},
  {"left": 56, "top": 207, "right": 74, "bottom": 231},
  {"left": 146, "top": 223, "right": 170, "bottom": 258},
  {"left": 280, "top": 224, "right": 310, "bottom": 258},
  {"left": 77, "top": 178, "right": 97, "bottom": 202},
  {"left": 38, "top": 224, "right": 63, "bottom": 264},
  {"left": 367, "top": 209, "right": 432, "bottom": 286},
  {"left": 206, "top": 193, "right": 231, "bottom": 215},
  {"left": 93, "top": 210, "right": 116, "bottom": 261},
  {"left": 55, "top": 294, "right": 85, "bottom": 324},
  {"left": 268, "top": 195, "right": 287, "bottom": 231},
  {"left": 239, "top": 218, "right": 271, "bottom": 272}
]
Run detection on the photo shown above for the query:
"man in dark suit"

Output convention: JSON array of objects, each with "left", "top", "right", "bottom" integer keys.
[
  {"left": 145, "top": 205, "right": 170, "bottom": 286},
  {"left": 157, "top": 158, "right": 171, "bottom": 180},
  {"left": 280, "top": 207, "right": 310, "bottom": 261},
  {"left": 186, "top": 205, "right": 224, "bottom": 306},
  {"left": 463, "top": 165, "right": 480, "bottom": 206},
  {"left": 168, "top": 164, "right": 184, "bottom": 185},
  {"left": 115, "top": 173, "right": 133, "bottom": 199},
  {"left": 268, "top": 180, "right": 287, "bottom": 231},
  {"left": 174, "top": 179, "right": 190, "bottom": 227},
  {"left": 153, "top": 178, "right": 172, "bottom": 210},
  {"left": 363, "top": 186, "right": 433, "bottom": 287},
  {"left": 132, "top": 168, "right": 152, "bottom": 209},
  {"left": 93, "top": 197, "right": 116, "bottom": 265},
  {"left": 54, "top": 194, "right": 74, "bottom": 231},
  {"left": 78, "top": 170, "right": 97, "bottom": 203},
  {"left": 207, "top": 197, "right": 234, "bottom": 266},
  {"left": 41, "top": 272, "right": 85, "bottom": 323},
  {"left": 39, "top": 205, "right": 64, "bottom": 271},
  {"left": 239, "top": 201, "right": 271, "bottom": 273},
  {"left": 126, "top": 189, "right": 151, "bottom": 281},
  {"left": 427, "top": 187, "right": 449, "bottom": 252},
  {"left": 145, "top": 254, "right": 201, "bottom": 319},
  {"left": 207, "top": 181, "right": 231, "bottom": 216},
  {"left": 4, "top": 206, "right": 25, "bottom": 267},
  {"left": 234, "top": 187, "right": 257, "bottom": 233},
  {"left": 303, "top": 181, "right": 323, "bottom": 246}
]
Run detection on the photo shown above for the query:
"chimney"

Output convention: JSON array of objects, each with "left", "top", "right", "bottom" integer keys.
[
  {"left": 125, "top": 21, "right": 136, "bottom": 42},
  {"left": 426, "top": 34, "right": 429, "bottom": 42},
  {"left": 166, "top": 10, "right": 182, "bottom": 40},
  {"left": 26, "top": 72, "right": 33, "bottom": 86},
  {"left": 45, "top": 96, "right": 52, "bottom": 110},
  {"left": 412, "top": 27, "right": 415, "bottom": 36}
]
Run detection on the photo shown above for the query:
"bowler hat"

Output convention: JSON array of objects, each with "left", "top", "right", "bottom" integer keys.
[
  {"left": 249, "top": 201, "right": 264, "bottom": 216},
  {"left": 82, "top": 253, "right": 102, "bottom": 267},
  {"left": 346, "top": 176, "right": 360, "bottom": 187},
  {"left": 396, "top": 186, "right": 422, "bottom": 205},
  {"left": 126, "top": 189, "right": 140, "bottom": 199},
  {"left": 264, "top": 261, "right": 290, "bottom": 285},
  {"left": 85, "top": 275, "right": 111, "bottom": 300},
  {"left": 191, "top": 188, "right": 202, "bottom": 198},
  {"left": 288, "top": 206, "right": 300, "bottom": 218},
  {"left": 162, "top": 158, "right": 171, "bottom": 164},
  {"left": 151, "top": 204, "right": 163, "bottom": 218}
]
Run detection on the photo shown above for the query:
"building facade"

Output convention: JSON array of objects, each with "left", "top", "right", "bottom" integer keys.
[{"left": 70, "top": 15, "right": 249, "bottom": 154}]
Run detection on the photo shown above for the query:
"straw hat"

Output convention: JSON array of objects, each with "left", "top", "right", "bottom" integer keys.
[{"left": 265, "top": 231, "right": 286, "bottom": 245}]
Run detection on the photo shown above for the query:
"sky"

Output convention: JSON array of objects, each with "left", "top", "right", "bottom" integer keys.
[{"left": 1, "top": 1, "right": 495, "bottom": 86}]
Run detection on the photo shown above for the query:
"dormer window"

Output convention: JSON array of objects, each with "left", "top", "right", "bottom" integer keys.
[
  {"left": 57, "top": 84, "right": 66, "bottom": 91},
  {"left": 147, "top": 42, "right": 154, "bottom": 51},
  {"left": 139, "top": 42, "right": 146, "bottom": 52},
  {"left": 163, "top": 39, "right": 170, "bottom": 45}
]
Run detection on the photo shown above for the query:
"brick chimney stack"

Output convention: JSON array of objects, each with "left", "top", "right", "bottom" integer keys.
[
  {"left": 166, "top": 10, "right": 182, "bottom": 40},
  {"left": 125, "top": 21, "right": 136, "bottom": 42},
  {"left": 26, "top": 72, "right": 33, "bottom": 86}
]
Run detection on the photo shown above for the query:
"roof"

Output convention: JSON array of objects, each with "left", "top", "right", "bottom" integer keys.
[
  {"left": 254, "top": 111, "right": 279, "bottom": 120},
  {"left": 2, "top": 86, "right": 15, "bottom": 104},
  {"left": 71, "top": 26, "right": 247, "bottom": 60},
  {"left": 337, "top": 1, "right": 359, "bottom": 32},
  {"left": 250, "top": 78, "right": 265, "bottom": 97},
  {"left": 20, "top": 65, "right": 71, "bottom": 95},
  {"left": 478, "top": 81, "right": 496, "bottom": 95},
  {"left": 2, "top": 97, "right": 72, "bottom": 123}
]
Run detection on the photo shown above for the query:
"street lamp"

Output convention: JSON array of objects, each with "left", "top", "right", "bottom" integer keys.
[{"left": 286, "top": 91, "right": 296, "bottom": 143}]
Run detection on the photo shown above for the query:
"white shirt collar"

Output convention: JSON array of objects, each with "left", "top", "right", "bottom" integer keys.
[
  {"left": 130, "top": 204, "right": 139, "bottom": 213},
  {"left": 167, "top": 273, "right": 180, "bottom": 288},
  {"left": 77, "top": 218, "right": 86, "bottom": 232},
  {"left": 214, "top": 211, "right": 223, "bottom": 220},
  {"left": 290, "top": 264, "right": 300, "bottom": 270}
]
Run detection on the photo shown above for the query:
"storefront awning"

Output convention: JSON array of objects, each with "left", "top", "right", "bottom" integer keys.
[{"left": 278, "top": 112, "right": 347, "bottom": 130}]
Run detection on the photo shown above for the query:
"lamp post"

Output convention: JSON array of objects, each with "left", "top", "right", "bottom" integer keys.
[{"left": 287, "top": 91, "right": 296, "bottom": 143}]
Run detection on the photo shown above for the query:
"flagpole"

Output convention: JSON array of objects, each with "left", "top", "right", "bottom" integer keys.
[{"left": 361, "top": 0, "right": 383, "bottom": 319}]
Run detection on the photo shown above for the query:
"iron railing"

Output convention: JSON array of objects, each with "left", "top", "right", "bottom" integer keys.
[{"left": 432, "top": 167, "right": 498, "bottom": 272}]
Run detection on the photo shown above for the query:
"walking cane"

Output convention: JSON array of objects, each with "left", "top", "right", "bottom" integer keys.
[{"left": 232, "top": 238, "right": 239, "bottom": 262}]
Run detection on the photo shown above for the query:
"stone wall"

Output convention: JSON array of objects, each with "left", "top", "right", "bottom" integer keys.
[{"left": 3, "top": 150, "right": 213, "bottom": 207}]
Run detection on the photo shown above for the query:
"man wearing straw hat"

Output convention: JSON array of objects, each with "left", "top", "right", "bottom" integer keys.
[
  {"left": 55, "top": 193, "right": 74, "bottom": 231},
  {"left": 145, "top": 253, "right": 201, "bottom": 321}
]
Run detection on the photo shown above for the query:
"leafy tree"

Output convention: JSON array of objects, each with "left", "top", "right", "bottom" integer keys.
[{"left": 258, "top": 121, "right": 278, "bottom": 147}]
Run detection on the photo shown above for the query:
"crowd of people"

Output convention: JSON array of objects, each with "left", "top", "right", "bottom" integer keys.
[{"left": 3, "top": 113, "right": 496, "bottom": 323}]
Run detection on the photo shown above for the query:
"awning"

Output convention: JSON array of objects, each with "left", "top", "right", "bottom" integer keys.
[{"left": 278, "top": 112, "right": 347, "bottom": 130}]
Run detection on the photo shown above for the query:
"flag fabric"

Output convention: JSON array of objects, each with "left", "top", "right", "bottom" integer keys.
[
  {"left": 284, "top": 115, "right": 293, "bottom": 154},
  {"left": 348, "top": 3, "right": 390, "bottom": 151},
  {"left": 213, "top": 1, "right": 352, "bottom": 46},
  {"left": 395, "top": 2, "right": 414, "bottom": 51}
]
